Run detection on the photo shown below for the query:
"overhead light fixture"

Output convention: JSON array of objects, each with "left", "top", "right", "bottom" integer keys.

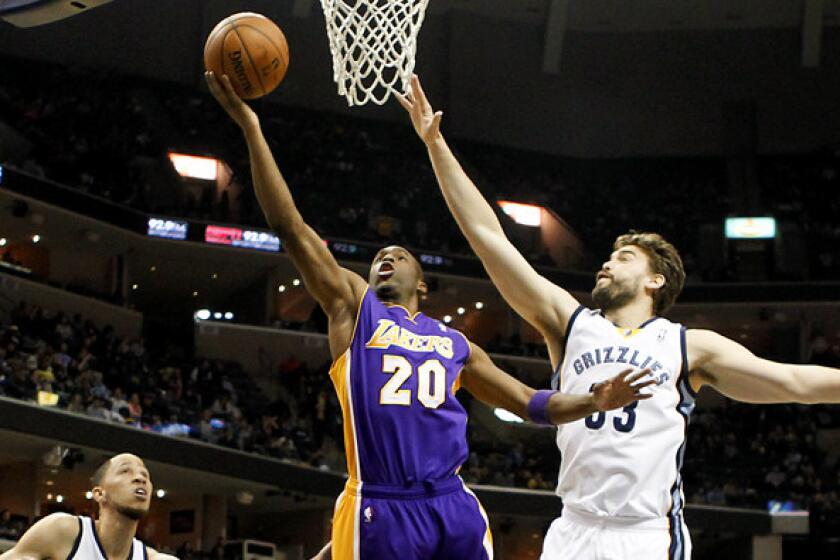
[
  {"left": 156, "top": 489, "right": 167, "bottom": 498},
  {"left": 56, "top": 494, "right": 64, "bottom": 503},
  {"left": 213, "top": 312, "right": 223, "bottom": 319},
  {"left": 131, "top": 284, "right": 138, "bottom": 290},
  {"left": 192, "top": 291, "right": 199, "bottom": 298},
  {"left": 0, "top": 238, "right": 7, "bottom": 246},
  {"left": 457, "top": 307, "right": 465, "bottom": 315},
  {"left": 195, "top": 309, "right": 211, "bottom": 321},
  {"left": 278, "top": 285, "right": 286, "bottom": 293},
  {"left": 168, "top": 153, "right": 219, "bottom": 181},
  {"left": 292, "top": 278, "right": 301, "bottom": 287},
  {"left": 32, "top": 234, "right": 41, "bottom": 243},
  {"left": 224, "top": 312, "right": 234, "bottom": 320},
  {"left": 497, "top": 201, "right": 542, "bottom": 227},
  {"left": 475, "top": 302, "right": 484, "bottom": 310},
  {"left": 211, "top": 273, "right": 218, "bottom": 279},
  {"left": 85, "top": 491, "right": 93, "bottom": 500},
  {"left": 443, "top": 315, "right": 452, "bottom": 324}
]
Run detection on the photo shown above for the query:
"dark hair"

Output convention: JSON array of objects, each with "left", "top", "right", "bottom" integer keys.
[
  {"left": 90, "top": 459, "right": 112, "bottom": 487},
  {"left": 613, "top": 231, "right": 685, "bottom": 314}
]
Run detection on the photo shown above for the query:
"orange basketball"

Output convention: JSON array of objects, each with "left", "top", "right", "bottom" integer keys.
[{"left": 204, "top": 12, "right": 290, "bottom": 99}]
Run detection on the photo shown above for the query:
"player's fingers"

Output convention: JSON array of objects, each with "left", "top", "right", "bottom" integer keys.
[
  {"left": 626, "top": 369, "right": 652, "bottom": 383},
  {"left": 607, "top": 368, "right": 634, "bottom": 383},
  {"left": 219, "top": 74, "right": 239, "bottom": 102},
  {"left": 633, "top": 379, "right": 657, "bottom": 390},
  {"left": 394, "top": 92, "right": 413, "bottom": 112},
  {"left": 412, "top": 74, "right": 432, "bottom": 111},
  {"left": 431, "top": 111, "right": 443, "bottom": 130},
  {"left": 635, "top": 393, "right": 654, "bottom": 400}
]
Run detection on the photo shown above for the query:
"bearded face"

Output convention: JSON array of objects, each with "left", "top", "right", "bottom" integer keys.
[{"left": 591, "top": 270, "right": 643, "bottom": 312}]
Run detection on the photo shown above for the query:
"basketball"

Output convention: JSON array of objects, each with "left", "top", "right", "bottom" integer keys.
[{"left": 203, "top": 12, "right": 289, "bottom": 99}]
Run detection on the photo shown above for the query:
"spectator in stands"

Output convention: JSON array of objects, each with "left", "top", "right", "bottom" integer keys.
[{"left": 0, "top": 509, "right": 20, "bottom": 539}]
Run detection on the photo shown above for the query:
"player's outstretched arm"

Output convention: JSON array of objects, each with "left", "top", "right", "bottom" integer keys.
[
  {"left": 460, "top": 343, "right": 653, "bottom": 425},
  {"left": 0, "top": 513, "right": 79, "bottom": 560},
  {"left": 688, "top": 329, "right": 840, "bottom": 403},
  {"left": 396, "top": 76, "right": 579, "bottom": 346},
  {"left": 206, "top": 72, "right": 366, "bottom": 349}
]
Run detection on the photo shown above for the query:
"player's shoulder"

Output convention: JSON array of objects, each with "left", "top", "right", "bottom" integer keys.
[
  {"left": 146, "top": 546, "right": 179, "bottom": 560},
  {"left": 34, "top": 512, "right": 80, "bottom": 537}
]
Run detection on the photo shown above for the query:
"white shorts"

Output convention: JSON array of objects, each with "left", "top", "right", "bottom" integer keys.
[{"left": 540, "top": 507, "right": 692, "bottom": 560}]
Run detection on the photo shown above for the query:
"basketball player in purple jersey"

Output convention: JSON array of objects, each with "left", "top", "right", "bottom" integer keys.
[
  {"left": 399, "top": 75, "right": 840, "bottom": 559},
  {"left": 1, "top": 453, "right": 175, "bottom": 560},
  {"left": 206, "top": 72, "right": 654, "bottom": 560}
]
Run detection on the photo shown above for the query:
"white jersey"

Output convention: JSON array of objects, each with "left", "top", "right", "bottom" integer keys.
[
  {"left": 553, "top": 307, "right": 695, "bottom": 531},
  {"left": 68, "top": 516, "right": 147, "bottom": 560}
]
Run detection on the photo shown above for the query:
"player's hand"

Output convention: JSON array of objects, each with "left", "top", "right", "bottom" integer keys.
[
  {"left": 205, "top": 71, "right": 259, "bottom": 131},
  {"left": 592, "top": 368, "right": 655, "bottom": 411},
  {"left": 395, "top": 74, "right": 442, "bottom": 146}
]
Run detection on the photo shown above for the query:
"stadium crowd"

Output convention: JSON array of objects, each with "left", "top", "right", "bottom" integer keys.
[
  {"left": 2, "top": 301, "right": 840, "bottom": 534},
  {"left": 1, "top": 56, "right": 839, "bottom": 281}
]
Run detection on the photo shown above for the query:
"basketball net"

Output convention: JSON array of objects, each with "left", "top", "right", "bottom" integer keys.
[{"left": 319, "top": 0, "right": 430, "bottom": 106}]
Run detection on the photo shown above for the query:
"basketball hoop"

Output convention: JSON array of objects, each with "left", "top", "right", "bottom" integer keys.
[{"left": 319, "top": 0, "right": 430, "bottom": 106}]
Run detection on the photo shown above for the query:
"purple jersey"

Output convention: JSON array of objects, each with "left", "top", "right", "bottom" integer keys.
[{"left": 329, "top": 289, "right": 471, "bottom": 484}]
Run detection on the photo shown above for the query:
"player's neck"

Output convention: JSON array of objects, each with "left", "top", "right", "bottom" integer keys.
[
  {"left": 95, "top": 510, "right": 138, "bottom": 559},
  {"left": 603, "top": 298, "right": 655, "bottom": 329},
  {"left": 380, "top": 293, "right": 420, "bottom": 314}
]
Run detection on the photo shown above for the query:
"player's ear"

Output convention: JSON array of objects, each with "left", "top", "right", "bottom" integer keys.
[
  {"left": 646, "top": 273, "right": 665, "bottom": 291},
  {"left": 417, "top": 280, "right": 428, "bottom": 298},
  {"left": 92, "top": 486, "right": 105, "bottom": 504}
]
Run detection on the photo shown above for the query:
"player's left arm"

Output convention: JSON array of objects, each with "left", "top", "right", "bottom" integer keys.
[
  {"left": 687, "top": 329, "right": 840, "bottom": 403},
  {"left": 459, "top": 343, "right": 653, "bottom": 425},
  {"left": 146, "top": 547, "right": 179, "bottom": 560}
]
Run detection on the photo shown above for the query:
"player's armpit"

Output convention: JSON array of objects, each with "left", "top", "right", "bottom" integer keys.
[
  {"left": 687, "top": 328, "right": 840, "bottom": 404},
  {"left": 0, "top": 513, "right": 79, "bottom": 560}
]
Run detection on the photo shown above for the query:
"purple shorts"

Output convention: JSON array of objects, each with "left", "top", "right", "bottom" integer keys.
[{"left": 332, "top": 476, "right": 493, "bottom": 559}]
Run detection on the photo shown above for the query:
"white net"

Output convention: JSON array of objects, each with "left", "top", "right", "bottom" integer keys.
[{"left": 320, "top": 0, "right": 430, "bottom": 106}]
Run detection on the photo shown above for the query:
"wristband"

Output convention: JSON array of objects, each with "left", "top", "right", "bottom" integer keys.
[{"left": 527, "top": 390, "right": 557, "bottom": 425}]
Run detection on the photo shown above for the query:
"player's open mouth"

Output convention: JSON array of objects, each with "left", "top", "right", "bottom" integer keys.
[
  {"left": 134, "top": 488, "right": 147, "bottom": 497},
  {"left": 378, "top": 264, "right": 395, "bottom": 280},
  {"left": 596, "top": 272, "right": 611, "bottom": 282}
]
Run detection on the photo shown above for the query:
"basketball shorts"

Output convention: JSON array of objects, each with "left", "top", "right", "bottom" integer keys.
[
  {"left": 540, "top": 506, "right": 692, "bottom": 560},
  {"left": 332, "top": 475, "right": 493, "bottom": 560}
]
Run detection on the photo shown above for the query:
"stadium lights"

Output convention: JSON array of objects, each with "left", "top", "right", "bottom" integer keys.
[
  {"left": 0, "top": 238, "right": 6, "bottom": 246},
  {"left": 497, "top": 201, "right": 542, "bottom": 227},
  {"left": 156, "top": 489, "right": 167, "bottom": 498},
  {"left": 195, "top": 309, "right": 211, "bottom": 321},
  {"left": 278, "top": 285, "right": 287, "bottom": 293},
  {"left": 213, "top": 312, "right": 223, "bottom": 319},
  {"left": 292, "top": 278, "right": 301, "bottom": 286},
  {"left": 32, "top": 234, "right": 41, "bottom": 243},
  {"left": 475, "top": 302, "right": 484, "bottom": 310},
  {"left": 443, "top": 315, "right": 452, "bottom": 324},
  {"left": 494, "top": 408, "right": 525, "bottom": 423},
  {"left": 132, "top": 284, "right": 138, "bottom": 290},
  {"left": 224, "top": 312, "right": 234, "bottom": 320},
  {"left": 85, "top": 491, "right": 93, "bottom": 500},
  {"left": 56, "top": 494, "right": 64, "bottom": 503},
  {"left": 168, "top": 153, "right": 219, "bottom": 181},
  {"left": 457, "top": 307, "right": 466, "bottom": 315}
]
